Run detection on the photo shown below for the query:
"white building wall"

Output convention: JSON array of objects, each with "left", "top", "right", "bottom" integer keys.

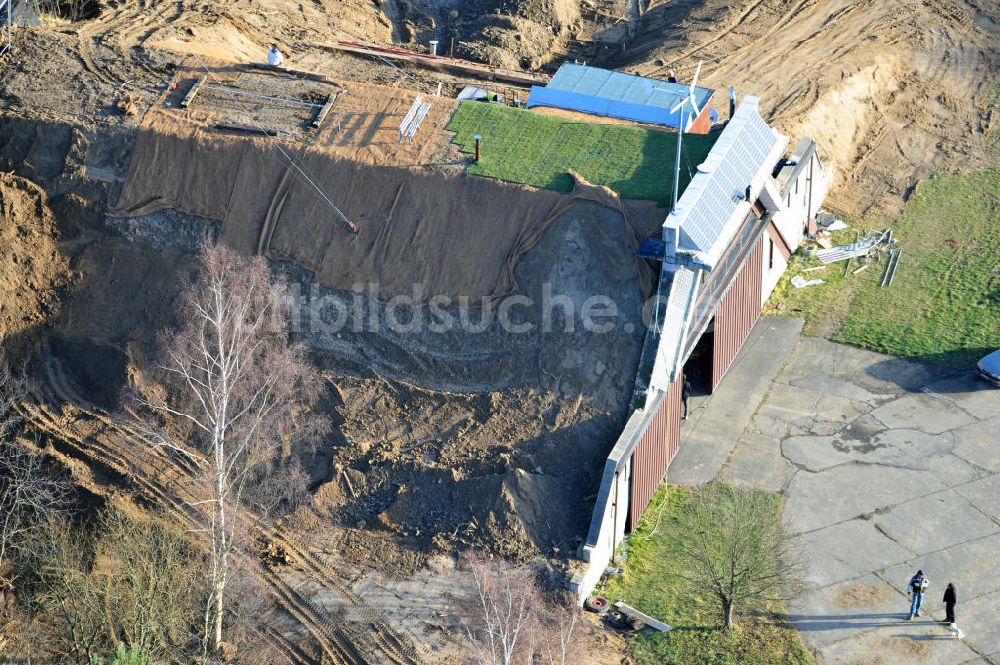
[
  {"left": 571, "top": 457, "right": 631, "bottom": 603},
  {"left": 761, "top": 231, "right": 789, "bottom": 305}
]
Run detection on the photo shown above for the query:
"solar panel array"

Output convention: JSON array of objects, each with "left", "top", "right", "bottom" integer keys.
[{"left": 668, "top": 96, "right": 781, "bottom": 258}]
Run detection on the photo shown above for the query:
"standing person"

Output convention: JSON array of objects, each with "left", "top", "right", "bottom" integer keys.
[
  {"left": 667, "top": 70, "right": 678, "bottom": 83},
  {"left": 682, "top": 374, "right": 692, "bottom": 420},
  {"left": 943, "top": 582, "right": 957, "bottom": 624},
  {"left": 267, "top": 44, "right": 284, "bottom": 67},
  {"left": 907, "top": 570, "right": 929, "bottom": 619}
]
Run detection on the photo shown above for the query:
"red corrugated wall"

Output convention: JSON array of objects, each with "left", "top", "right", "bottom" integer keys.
[
  {"left": 628, "top": 377, "right": 683, "bottom": 529},
  {"left": 712, "top": 235, "right": 764, "bottom": 391},
  {"left": 689, "top": 98, "right": 715, "bottom": 134}
]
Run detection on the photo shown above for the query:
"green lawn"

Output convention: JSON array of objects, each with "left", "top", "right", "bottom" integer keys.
[
  {"left": 599, "top": 485, "right": 813, "bottom": 665},
  {"left": 765, "top": 169, "right": 1000, "bottom": 367},
  {"left": 447, "top": 102, "right": 718, "bottom": 206}
]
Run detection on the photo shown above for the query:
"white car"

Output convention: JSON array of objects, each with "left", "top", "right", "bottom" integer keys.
[{"left": 977, "top": 349, "right": 1000, "bottom": 386}]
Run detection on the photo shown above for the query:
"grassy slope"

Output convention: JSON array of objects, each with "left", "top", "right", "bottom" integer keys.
[
  {"left": 447, "top": 102, "right": 718, "bottom": 206},
  {"left": 765, "top": 169, "right": 1000, "bottom": 366},
  {"left": 600, "top": 485, "right": 813, "bottom": 665}
]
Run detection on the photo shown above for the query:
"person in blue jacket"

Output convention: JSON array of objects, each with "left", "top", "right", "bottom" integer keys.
[{"left": 907, "top": 569, "right": 929, "bottom": 619}]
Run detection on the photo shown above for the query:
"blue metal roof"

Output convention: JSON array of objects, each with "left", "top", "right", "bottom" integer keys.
[
  {"left": 663, "top": 96, "right": 786, "bottom": 266},
  {"left": 526, "top": 63, "right": 715, "bottom": 129}
]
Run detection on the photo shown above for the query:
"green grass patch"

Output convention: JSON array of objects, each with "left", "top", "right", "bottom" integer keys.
[
  {"left": 599, "top": 485, "right": 813, "bottom": 665},
  {"left": 766, "top": 169, "right": 1000, "bottom": 366},
  {"left": 447, "top": 102, "right": 718, "bottom": 206}
]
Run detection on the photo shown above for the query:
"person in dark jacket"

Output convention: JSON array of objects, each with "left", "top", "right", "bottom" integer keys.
[
  {"left": 682, "top": 374, "right": 692, "bottom": 420},
  {"left": 943, "top": 582, "right": 957, "bottom": 624},
  {"left": 907, "top": 569, "right": 928, "bottom": 619}
]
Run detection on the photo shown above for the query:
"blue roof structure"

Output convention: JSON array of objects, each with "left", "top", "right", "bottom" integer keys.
[
  {"left": 663, "top": 96, "right": 786, "bottom": 267},
  {"left": 526, "top": 63, "right": 715, "bottom": 130}
]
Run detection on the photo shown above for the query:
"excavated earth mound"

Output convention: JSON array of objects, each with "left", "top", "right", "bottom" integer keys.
[{"left": 0, "top": 173, "right": 69, "bottom": 345}]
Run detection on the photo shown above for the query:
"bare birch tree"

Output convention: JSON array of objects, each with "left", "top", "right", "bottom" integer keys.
[
  {"left": 674, "top": 483, "right": 806, "bottom": 629},
  {"left": 459, "top": 552, "right": 541, "bottom": 665},
  {"left": 537, "top": 598, "right": 581, "bottom": 665},
  {"left": 132, "top": 244, "right": 326, "bottom": 655}
]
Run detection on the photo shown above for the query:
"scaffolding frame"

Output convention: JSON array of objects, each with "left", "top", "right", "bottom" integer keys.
[{"left": 0, "top": 0, "right": 11, "bottom": 57}]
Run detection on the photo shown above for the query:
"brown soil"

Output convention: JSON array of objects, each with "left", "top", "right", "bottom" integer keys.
[
  {"left": 833, "top": 583, "right": 897, "bottom": 608},
  {"left": 0, "top": 108, "right": 651, "bottom": 662},
  {"left": 0, "top": 173, "right": 69, "bottom": 346},
  {"left": 605, "top": 0, "right": 1000, "bottom": 218},
  {"left": 4, "top": 0, "right": 997, "bottom": 661}
]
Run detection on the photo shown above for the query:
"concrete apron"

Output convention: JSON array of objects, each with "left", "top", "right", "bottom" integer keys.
[
  {"left": 676, "top": 328, "right": 1000, "bottom": 664},
  {"left": 668, "top": 315, "right": 804, "bottom": 486}
]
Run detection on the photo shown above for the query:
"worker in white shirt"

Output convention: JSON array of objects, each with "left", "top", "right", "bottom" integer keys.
[{"left": 267, "top": 44, "right": 284, "bottom": 67}]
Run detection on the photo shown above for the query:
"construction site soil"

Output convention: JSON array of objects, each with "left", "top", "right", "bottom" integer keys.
[
  {"left": 1, "top": 48, "right": 651, "bottom": 665},
  {"left": 0, "top": 108, "right": 637, "bottom": 661},
  {"left": 1, "top": 0, "right": 997, "bottom": 661}
]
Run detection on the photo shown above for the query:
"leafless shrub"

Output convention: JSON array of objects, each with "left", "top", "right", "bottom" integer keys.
[
  {"left": 131, "top": 243, "right": 328, "bottom": 655},
  {"left": 29, "top": 517, "right": 101, "bottom": 664},
  {"left": 91, "top": 510, "right": 206, "bottom": 657},
  {"left": 24, "top": 509, "right": 206, "bottom": 663},
  {"left": 674, "top": 483, "right": 806, "bottom": 629},
  {"left": 0, "top": 364, "right": 69, "bottom": 590},
  {"left": 31, "top": 0, "right": 97, "bottom": 22},
  {"left": 243, "top": 457, "right": 312, "bottom": 521}
]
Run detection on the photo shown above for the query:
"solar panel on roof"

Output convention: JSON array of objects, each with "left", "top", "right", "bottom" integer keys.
[{"left": 666, "top": 97, "right": 782, "bottom": 259}]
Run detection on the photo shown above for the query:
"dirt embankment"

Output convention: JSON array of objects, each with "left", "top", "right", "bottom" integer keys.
[
  {"left": 0, "top": 173, "right": 69, "bottom": 346},
  {"left": 605, "top": 0, "right": 1000, "bottom": 218},
  {"left": 354, "top": 0, "right": 998, "bottom": 215}
]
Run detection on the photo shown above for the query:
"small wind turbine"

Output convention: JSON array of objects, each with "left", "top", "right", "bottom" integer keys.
[{"left": 665, "top": 60, "right": 702, "bottom": 214}]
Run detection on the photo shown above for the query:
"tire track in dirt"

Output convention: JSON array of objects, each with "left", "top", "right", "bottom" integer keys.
[
  {"left": 18, "top": 395, "right": 421, "bottom": 665},
  {"left": 37, "top": 352, "right": 424, "bottom": 664},
  {"left": 262, "top": 625, "right": 319, "bottom": 665},
  {"left": 20, "top": 401, "right": 356, "bottom": 665}
]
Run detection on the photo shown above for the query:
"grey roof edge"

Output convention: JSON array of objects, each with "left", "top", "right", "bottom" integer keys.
[
  {"left": 781, "top": 137, "right": 821, "bottom": 193},
  {"left": 548, "top": 62, "right": 716, "bottom": 109},
  {"left": 649, "top": 266, "right": 700, "bottom": 392}
]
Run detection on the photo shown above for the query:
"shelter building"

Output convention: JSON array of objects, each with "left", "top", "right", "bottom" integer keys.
[
  {"left": 526, "top": 63, "right": 716, "bottom": 133},
  {"left": 572, "top": 96, "right": 831, "bottom": 600}
]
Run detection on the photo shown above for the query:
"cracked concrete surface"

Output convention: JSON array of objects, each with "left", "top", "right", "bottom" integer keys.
[{"left": 676, "top": 333, "right": 1000, "bottom": 664}]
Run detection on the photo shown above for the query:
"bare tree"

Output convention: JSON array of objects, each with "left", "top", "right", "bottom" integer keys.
[
  {"left": 132, "top": 244, "right": 326, "bottom": 655},
  {"left": 459, "top": 552, "right": 541, "bottom": 665},
  {"left": 92, "top": 509, "right": 206, "bottom": 659},
  {"left": 674, "top": 483, "right": 806, "bottom": 629},
  {"left": 537, "top": 598, "right": 581, "bottom": 665},
  {"left": 0, "top": 365, "right": 68, "bottom": 589},
  {"left": 25, "top": 509, "right": 207, "bottom": 663}
]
